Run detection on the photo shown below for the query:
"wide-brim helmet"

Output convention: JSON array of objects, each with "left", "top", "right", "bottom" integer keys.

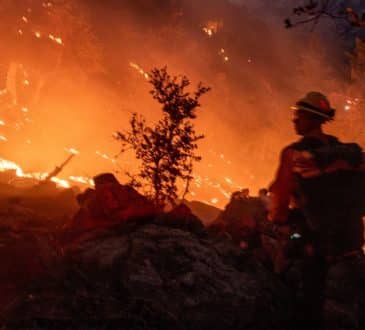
[{"left": 291, "top": 91, "right": 336, "bottom": 120}]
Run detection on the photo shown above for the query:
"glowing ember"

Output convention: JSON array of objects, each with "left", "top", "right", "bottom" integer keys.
[
  {"left": 22, "top": 16, "right": 28, "bottom": 23},
  {"left": 34, "top": 31, "right": 41, "bottom": 38},
  {"left": 49, "top": 34, "right": 63, "bottom": 45},
  {"left": 202, "top": 27, "right": 213, "bottom": 36},
  {"left": 42, "top": 2, "right": 53, "bottom": 8},
  {"left": 96, "top": 150, "right": 117, "bottom": 163},
  {"left": 0, "top": 120, "right": 5, "bottom": 126},
  {"left": 65, "top": 147, "right": 80, "bottom": 155},
  {"left": 129, "top": 62, "right": 149, "bottom": 80},
  {"left": 225, "top": 177, "right": 232, "bottom": 184},
  {"left": 21, "top": 107, "right": 29, "bottom": 113},
  {"left": 210, "top": 198, "right": 219, "bottom": 204},
  {"left": 219, "top": 49, "right": 230, "bottom": 63},
  {"left": 0, "top": 136, "right": 8, "bottom": 142},
  {"left": 202, "top": 20, "right": 223, "bottom": 37}
]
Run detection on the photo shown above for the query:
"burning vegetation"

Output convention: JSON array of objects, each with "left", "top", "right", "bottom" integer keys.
[
  {"left": 0, "top": 0, "right": 364, "bottom": 208},
  {"left": 1, "top": 2, "right": 365, "bottom": 329}
]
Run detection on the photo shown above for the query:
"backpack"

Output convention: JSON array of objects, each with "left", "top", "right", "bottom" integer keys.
[{"left": 290, "top": 135, "right": 365, "bottom": 256}]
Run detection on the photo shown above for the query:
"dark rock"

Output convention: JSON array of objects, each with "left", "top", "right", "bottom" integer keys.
[
  {"left": 210, "top": 196, "right": 267, "bottom": 249},
  {"left": 153, "top": 203, "right": 207, "bottom": 237},
  {"left": 181, "top": 200, "right": 222, "bottom": 226},
  {"left": 1, "top": 188, "right": 364, "bottom": 329},
  {"left": 3, "top": 221, "right": 292, "bottom": 330}
]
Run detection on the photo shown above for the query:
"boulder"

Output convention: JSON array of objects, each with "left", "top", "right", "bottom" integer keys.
[{"left": 3, "top": 220, "right": 292, "bottom": 330}]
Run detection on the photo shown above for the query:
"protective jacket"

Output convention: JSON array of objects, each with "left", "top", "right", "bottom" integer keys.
[{"left": 270, "top": 134, "right": 365, "bottom": 256}]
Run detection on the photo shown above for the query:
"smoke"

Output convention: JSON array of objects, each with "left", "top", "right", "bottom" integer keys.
[{"left": 0, "top": 0, "right": 359, "bottom": 207}]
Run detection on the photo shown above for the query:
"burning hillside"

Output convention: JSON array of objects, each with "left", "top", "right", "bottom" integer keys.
[{"left": 0, "top": 0, "right": 364, "bottom": 207}]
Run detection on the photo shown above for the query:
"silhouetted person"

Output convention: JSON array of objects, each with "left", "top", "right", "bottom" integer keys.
[
  {"left": 67, "top": 173, "right": 157, "bottom": 231},
  {"left": 93, "top": 173, "right": 157, "bottom": 223},
  {"left": 269, "top": 91, "right": 365, "bottom": 328}
]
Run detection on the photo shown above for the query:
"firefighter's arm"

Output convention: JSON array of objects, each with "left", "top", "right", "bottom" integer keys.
[{"left": 268, "top": 147, "right": 296, "bottom": 224}]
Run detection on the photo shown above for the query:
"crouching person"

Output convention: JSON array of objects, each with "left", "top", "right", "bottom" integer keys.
[
  {"left": 68, "top": 173, "right": 157, "bottom": 231},
  {"left": 93, "top": 173, "right": 157, "bottom": 224}
]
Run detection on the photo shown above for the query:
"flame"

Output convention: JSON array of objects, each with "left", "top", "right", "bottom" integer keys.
[
  {"left": 0, "top": 159, "right": 24, "bottom": 176},
  {"left": 69, "top": 175, "right": 95, "bottom": 186},
  {"left": 50, "top": 177, "right": 70, "bottom": 188},
  {"left": 0, "top": 157, "right": 93, "bottom": 189}
]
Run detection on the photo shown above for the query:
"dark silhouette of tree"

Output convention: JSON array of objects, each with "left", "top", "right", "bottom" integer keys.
[
  {"left": 116, "top": 67, "right": 210, "bottom": 209},
  {"left": 284, "top": 0, "right": 364, "bottom": 30}
]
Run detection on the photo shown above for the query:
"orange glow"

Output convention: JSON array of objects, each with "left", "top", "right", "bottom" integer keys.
[{"left": 1, "top": 3, "right": 363, "bottom": 211}]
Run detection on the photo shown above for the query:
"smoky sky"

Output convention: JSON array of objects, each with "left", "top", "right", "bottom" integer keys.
[{"left": 0, "top": 0, "right": 363, "bottom": 207}]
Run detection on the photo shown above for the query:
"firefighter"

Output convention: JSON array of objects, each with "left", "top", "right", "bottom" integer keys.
[
  {"left": 269, "top": 91, "right": 365, "bottom": 327},
  {"left": 93, "top": 173, "right": 157, "bottom": 223}
]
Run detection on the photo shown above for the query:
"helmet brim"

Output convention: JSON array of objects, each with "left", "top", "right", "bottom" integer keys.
[{"left": 291, "top": 104, "right": 335, "bottom": 120}]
